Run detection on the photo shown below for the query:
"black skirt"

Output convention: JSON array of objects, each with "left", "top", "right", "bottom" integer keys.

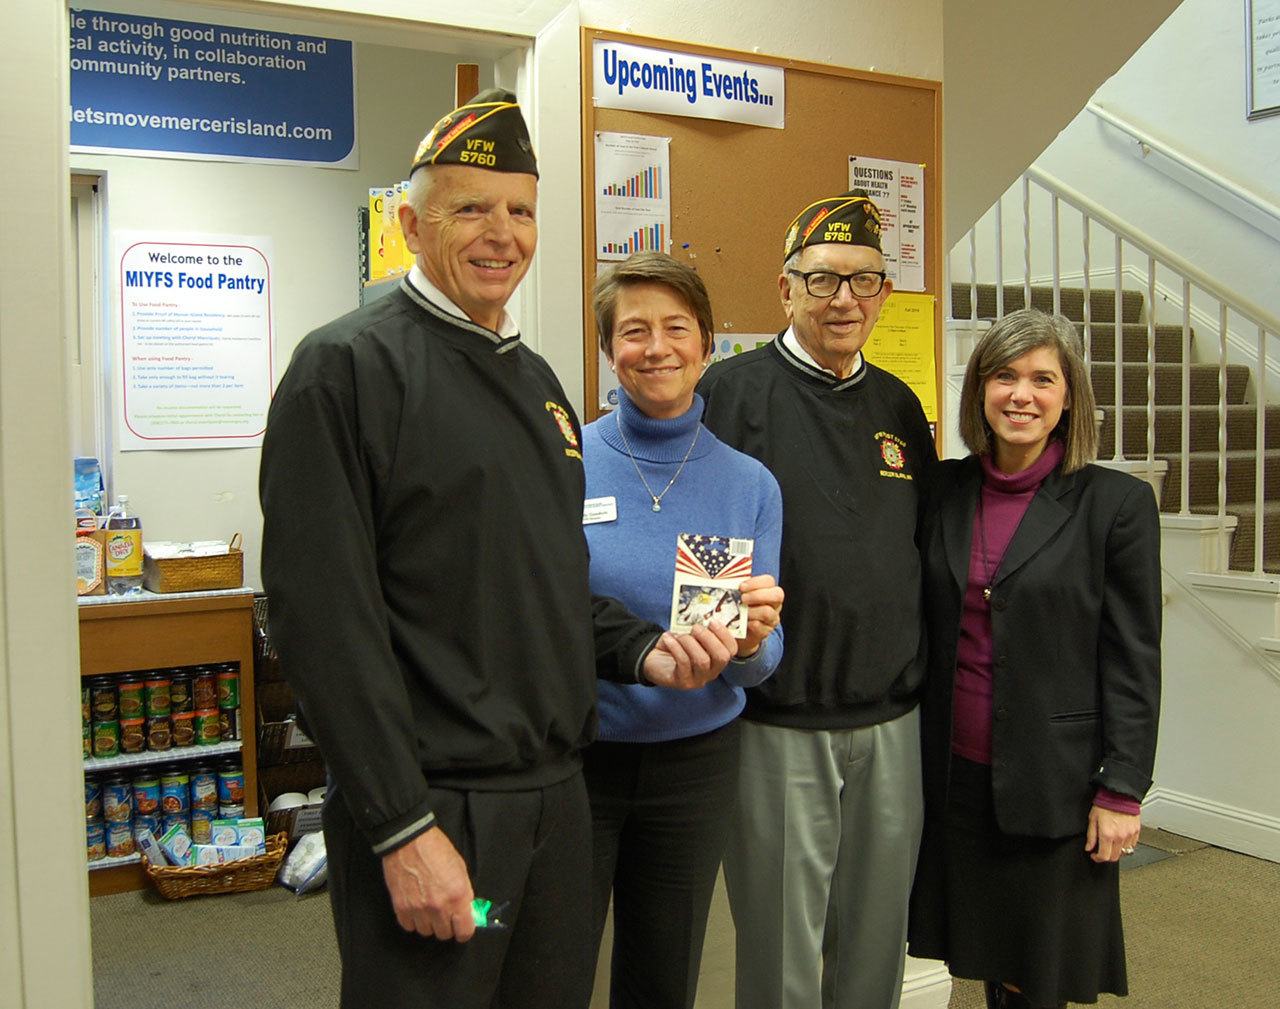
[{"left": 907, "top": 757, "right": 1127, "bottom": 1006}]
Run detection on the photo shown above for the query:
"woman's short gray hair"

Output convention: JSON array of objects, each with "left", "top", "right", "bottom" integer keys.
[
  {"left": 593, "top": 252, "right": 714, "bottom": 359},
  {"left": 958, "top": 307, "right": 1098, "bottom": 473}
]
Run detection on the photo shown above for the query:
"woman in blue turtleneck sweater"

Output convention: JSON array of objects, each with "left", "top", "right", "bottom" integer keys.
[{"left": 582, "top": 252, "right": 784, "bottom": 1009}]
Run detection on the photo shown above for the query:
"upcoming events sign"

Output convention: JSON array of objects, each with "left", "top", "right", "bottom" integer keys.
[
  {"left": 117, "top": 234, "right": 274, "bottom": 451},
  {"left": 70, "top": 9, "right": 355, "bottom": 166},
  {"left": 593, "top": 39, "right": 784, "bottom": 129}
]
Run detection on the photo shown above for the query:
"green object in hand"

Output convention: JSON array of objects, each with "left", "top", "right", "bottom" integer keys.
[{"left": 471, "top": 897, "right": 509, "bottom": 929}]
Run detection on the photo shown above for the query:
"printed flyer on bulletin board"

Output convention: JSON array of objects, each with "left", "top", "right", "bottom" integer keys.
[{"left": 863, "top": 292, "right": 937, "bottom": 422}]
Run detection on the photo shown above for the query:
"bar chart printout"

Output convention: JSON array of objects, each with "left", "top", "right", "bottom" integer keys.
[
  {"left": 603, "top": 164, "right": 664, "bottom": 199},
  {"left": 595, "top": 131, "right": 672, "bottom": 261}
]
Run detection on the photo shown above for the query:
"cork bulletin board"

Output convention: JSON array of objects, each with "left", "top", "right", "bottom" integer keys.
[{"left": 580, "top": 29, "right": 943, "bottom": 423}]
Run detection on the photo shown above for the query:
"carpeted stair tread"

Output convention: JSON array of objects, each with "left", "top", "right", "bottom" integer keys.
[
  {"left": 1159, "top": 451, "right": 1280, "bottom": 510},
  {"left": 1082, "top": 323, "right": 1187, "bottom": 364},
  {"left": 1089, "top": 362, "right": 1249, "bottom": 407},
  {"left": 1097, "top": 405, "right": 1280, "bottom": 455},
  {"left": 1187, "top": 500, "right": 1280, "bottom": 573},
  {"left": 950, "top": 283, "right": 1144, "bottom": 324}
]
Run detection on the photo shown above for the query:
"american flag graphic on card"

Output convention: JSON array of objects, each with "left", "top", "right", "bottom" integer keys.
[{"left": 670, "top": 534, "right": 754, "bottom": 638}]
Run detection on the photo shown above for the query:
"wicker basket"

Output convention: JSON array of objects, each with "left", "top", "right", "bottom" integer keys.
[
  {"left": 143, "top": 533, "right": 244, "bottom": 593},
  {"left": 142, "top": 830, "right": 288, "bottom": 899}
]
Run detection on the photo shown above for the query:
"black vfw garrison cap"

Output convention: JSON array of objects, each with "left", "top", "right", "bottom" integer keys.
[
  {"left": 782, "top": 189, "right": 882, "bottom": 261},
  {"left": 410, "top": 88, "right": 539, "bottom": 178}
]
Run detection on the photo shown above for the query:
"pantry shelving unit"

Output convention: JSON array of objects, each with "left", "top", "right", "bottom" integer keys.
[{"left": 79, "top": 587, "right": 258, "bottom": 896}]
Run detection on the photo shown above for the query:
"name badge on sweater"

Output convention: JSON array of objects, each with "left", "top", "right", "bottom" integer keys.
[{"left": 583, "top": 496, "right": 618, "bottom": 524}]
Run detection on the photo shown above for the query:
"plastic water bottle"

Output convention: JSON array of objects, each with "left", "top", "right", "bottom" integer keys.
[{"left": 105, "top": 494, "right": 144, "bottom": 595}]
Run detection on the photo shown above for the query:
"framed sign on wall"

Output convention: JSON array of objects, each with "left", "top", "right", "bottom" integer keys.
[{"left": 1247, "top": 0, "right": 1280, "bottom": 120}]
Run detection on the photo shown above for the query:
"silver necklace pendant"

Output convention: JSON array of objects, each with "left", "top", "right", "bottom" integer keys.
[{"left": 616, "top": 411, "right": 699, "bottom": 518}]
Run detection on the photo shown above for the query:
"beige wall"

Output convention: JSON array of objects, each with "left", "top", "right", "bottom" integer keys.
[{"left": 943, "top": 0, "right": 1181, "bottom": 244}]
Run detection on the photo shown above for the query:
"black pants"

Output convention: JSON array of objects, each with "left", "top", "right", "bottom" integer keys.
[
  {"left": 583, "top": 721, "right": 741, "bottom": 1009},
  {"left": 323, "top": 772, "right": 594, "bottom": 1009}
]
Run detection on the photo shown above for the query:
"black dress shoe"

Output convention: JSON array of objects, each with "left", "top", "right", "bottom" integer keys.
[{"left": 983, "top": 982, "right": 1065, "bottom": 1009}]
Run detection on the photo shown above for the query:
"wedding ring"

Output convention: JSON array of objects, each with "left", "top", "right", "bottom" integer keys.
[{"left": 1121, "top": 846, "right": 1136, "bottom": 855}]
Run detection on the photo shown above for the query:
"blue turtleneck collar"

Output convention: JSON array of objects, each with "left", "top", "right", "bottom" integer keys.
[{"left": 597, "top": 390, "right": 713, "bottom": 464}]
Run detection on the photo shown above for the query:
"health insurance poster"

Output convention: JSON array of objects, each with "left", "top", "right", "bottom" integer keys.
[
  {"left": 848, "top": 155, "right": 925, "bottom": 293},
  {"left": 116, "top": 232, "right": 274, "bottom": 450}
]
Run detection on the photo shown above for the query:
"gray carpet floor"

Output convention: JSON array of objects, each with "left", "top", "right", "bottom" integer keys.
[{"left": 90, "top": 828, "right": 1278, "bottom": 1008}]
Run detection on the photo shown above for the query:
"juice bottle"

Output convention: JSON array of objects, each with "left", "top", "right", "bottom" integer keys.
[{"left": 105, "top": 494, "right": 143, "bottom": 595}]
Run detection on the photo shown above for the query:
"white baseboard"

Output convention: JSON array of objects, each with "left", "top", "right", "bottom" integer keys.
[
  {"left": 901, "top": 959, "right": 953, "bottom": 1009},
  {"left": 1143, "top": 787, "right": 1280, "bottom": 862}
]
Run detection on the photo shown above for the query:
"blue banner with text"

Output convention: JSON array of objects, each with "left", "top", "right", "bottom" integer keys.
[{"left": 70, "top": 8, "right": 356, "bottom": 167}]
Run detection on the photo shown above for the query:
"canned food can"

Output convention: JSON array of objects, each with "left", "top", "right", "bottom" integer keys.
[
  {"left": 194, "top": 709, "right": 221, "bottom": 745},
  {"left": 132, "top": 774, "right": 160, "bottom": 816},
  {"left": 86, "top": 818, "right": 107, "bottom": 861},
  {"left": 218, "top": 802, "right": 245, "bottom": 820},
  {"left": 92, "top": 720, "right": 120, "bottom": 759},
  {"left": 103, "top": 777, "right": 133, "bottom": 823},
  {"left": 119, "top": 717, "right": 146, "bottom": 754},
  {"left": 218, "top": 709, "right": 239, "bottom": 742},
  {"left": 162, "top": 813, "right": 189, "bottom": 838},
  {"left": 190, "top": 808, "right": 214, "bottom": 845},
  {"left": 145, "top": 715, "right": 172, "bottom": 751},
  {"left": 116, "top": 676, "right": 145, "bottom": 719},
  {"left": 145, "top": 675, "right": 172, "bottom": 717},
  {"left": 217, "top": 764, "right": 245, "bottom": 806},
  {"left": 90, "top": 677, "right": 118, "bottom": 722},
  {"left": 133, "top": 813, "right": 162, "bottom": 839},
  {"left": 81, "top": 685, "right": 91, "bottom": 726},
  {"left": 83, "top": 722, "right": 92, "bottom": 760},
  {"left": 193, "top": 670, "right": 218, "bottom": 711},
  {"left": 171, "top": 710, "right": 195, "bottom": 747},
  {"left": 216, "top": 666, "right": 240, "bottom": 710},
  {"left": 85, "top": 776, "right": 102, "bottom": 819},
  {"left": 106, "top": 820, "right": 135, "bottom": 858},
  {"left": 190, "top": 766, "right": 218, "bottom": 812},
  {"left": 160, "top": 770, "right": 190, "bottom": 815},
  {"left": 169, "top": 671, "right": 194, "bottom": 714}
]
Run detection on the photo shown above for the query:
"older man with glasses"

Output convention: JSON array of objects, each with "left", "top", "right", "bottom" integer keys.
[{"left": 697, "top": 190, "right": 937, "bottom": 1009}]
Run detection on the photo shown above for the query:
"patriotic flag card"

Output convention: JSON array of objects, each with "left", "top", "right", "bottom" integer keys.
[{"left": 670, "top": 533, "right": 754, "bottom": 639}]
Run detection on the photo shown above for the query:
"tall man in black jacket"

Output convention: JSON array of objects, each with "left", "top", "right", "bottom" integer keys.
[
  {"left": 698, "top": 191, "right": 936, "bottom": 1009},
  {"left": 260, "top": 90, "right": 735, "bottom": 1009}
]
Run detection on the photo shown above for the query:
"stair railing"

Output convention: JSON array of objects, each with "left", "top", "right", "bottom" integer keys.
[{"left": 952, "top": 166, "right": 1280, "bottom": 577}]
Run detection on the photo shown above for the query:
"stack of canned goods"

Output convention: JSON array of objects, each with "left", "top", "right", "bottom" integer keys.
[
  {"left": 82, "top": 663, "right": 241, "bottom": 760},
  {"left": 85, "top": 756, "right": 246, "bottom": 861}
]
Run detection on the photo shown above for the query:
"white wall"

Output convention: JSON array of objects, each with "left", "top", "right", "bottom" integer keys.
[
  {"left": 73, "top": 37, "right": 491, "bottom": 590},
  {"left": 580, "top": 0, "right": 942, "bottom": 78},
  {"left": 1037, "top": 0, "right": 1280, "bottom": 318}
]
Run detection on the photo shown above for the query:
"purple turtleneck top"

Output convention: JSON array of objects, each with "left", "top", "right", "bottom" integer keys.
[{"left": 950, "top": 439, "right": 1139, "bottom": 816}]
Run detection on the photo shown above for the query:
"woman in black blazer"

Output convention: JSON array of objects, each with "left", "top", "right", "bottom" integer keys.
[{"left": 907, "top": 309, "right": 1161, "bottom": 1009}]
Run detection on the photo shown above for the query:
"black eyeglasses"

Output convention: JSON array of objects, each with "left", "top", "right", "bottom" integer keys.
[{"left": 787, "top": 269, "right": 887, "bottom": 299}]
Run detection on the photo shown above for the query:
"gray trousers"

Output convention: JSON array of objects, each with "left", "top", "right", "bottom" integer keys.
[{"left": 723, "top": 709, "right": 924, "bottom": 1009}]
